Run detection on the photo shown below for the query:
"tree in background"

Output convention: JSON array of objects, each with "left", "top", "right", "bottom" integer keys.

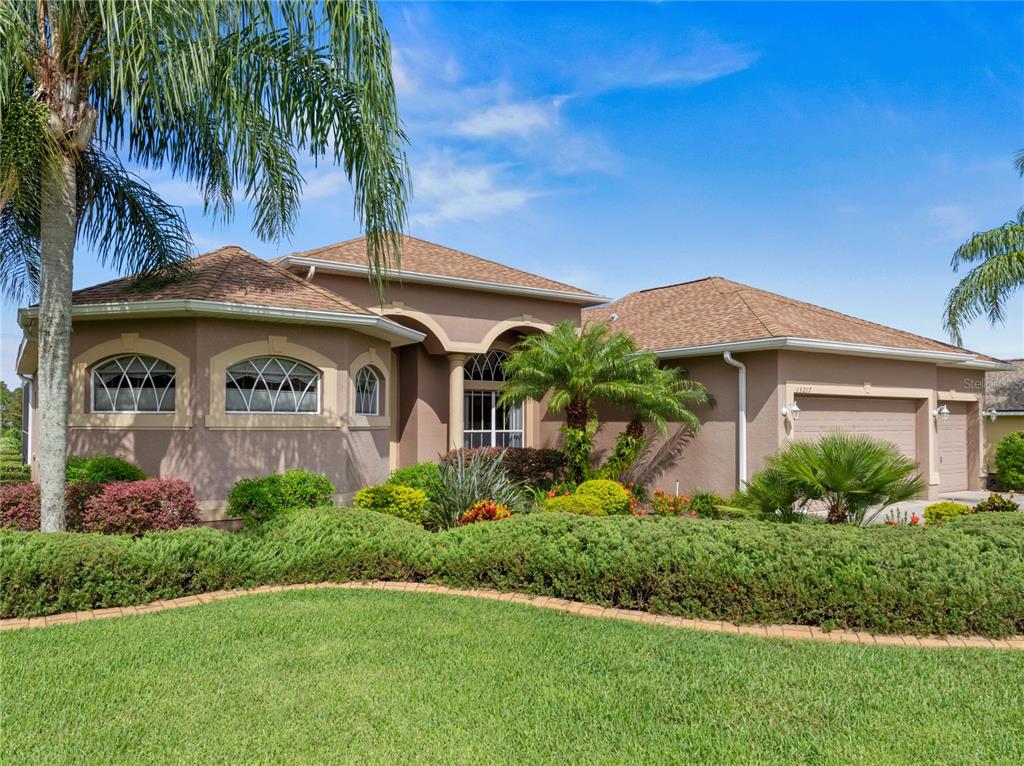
[
  {"left": 0, "top": 1, "right": 408, "bottom": 530},
  {"left": 0, "top": 382, "right": 23, "bottom": 442},
  {"left": 943, "top": 150, "right": 1024, "bottom": 345}
]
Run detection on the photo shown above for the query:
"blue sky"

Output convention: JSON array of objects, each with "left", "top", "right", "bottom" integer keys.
[{"left": 3, "top": 1, "right": 1023, "bottom": 384}]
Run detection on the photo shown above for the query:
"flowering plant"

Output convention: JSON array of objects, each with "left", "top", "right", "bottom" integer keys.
[
  {"left": 458, "top": 499, "right": 512, "bottom": 526},
  {"left": 650, "top": 488, "right": 690, "bottom": 516}
]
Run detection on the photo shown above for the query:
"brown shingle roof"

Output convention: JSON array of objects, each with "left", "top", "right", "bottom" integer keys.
[
  {"left": 285, "top": 235, "right": 599, "bottom": 297},
  {"left": 71, "top": 247, "right": 373, "bottom": 315},
  {"left": 585, "top": 277, "right": 983, "bottom": 356},
  {"left": 985, "top": 360, "right": 1024, "bottom": 411}
]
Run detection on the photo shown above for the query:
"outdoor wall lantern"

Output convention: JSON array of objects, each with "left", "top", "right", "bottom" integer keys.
[
  {"left": 781, "top": 400, "right": 801, "bottom": 421},
  {"left": 933, "top": 404, "right": 951, "bottom": 421},
  {"left": 983, "top": 407, "right": 999, "bottom": 422}
]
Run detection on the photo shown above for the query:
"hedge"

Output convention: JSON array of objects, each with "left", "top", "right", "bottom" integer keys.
[{"left": 2, "top": 509, "right": 1023, "bottom": 638}]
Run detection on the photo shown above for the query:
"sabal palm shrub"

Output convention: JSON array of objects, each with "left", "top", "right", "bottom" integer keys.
[
  {"left": 745, "top": 431, "right": 926, "bottom": 524},
  {"left": 426, "top": 450, "right": 522, "bottom": 531},
  {"left": 0, "top": 1, "right": 408, "bottom": 530}
]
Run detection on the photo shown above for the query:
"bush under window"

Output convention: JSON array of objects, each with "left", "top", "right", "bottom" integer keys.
[
  {"left": 227, "top": 470, "right": 335, "bottom": 529},
  {"left": 353, "top": 484, "right": 427, "bottom": 525},
  {"left": 66, "top": 454, "right": 145, "bottom": 484}
]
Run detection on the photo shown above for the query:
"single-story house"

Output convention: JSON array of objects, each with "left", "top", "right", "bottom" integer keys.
[
  {"left": 983, "top": 359, "right": 1024, "bottom": 473},
  {"left": 15, "top": 236, "right": 1009, "bottom": 520}
]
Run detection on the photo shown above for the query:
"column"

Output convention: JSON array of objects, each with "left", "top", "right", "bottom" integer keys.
[{"left": 448, "top": 354, "right": 467, "bottom": 450}]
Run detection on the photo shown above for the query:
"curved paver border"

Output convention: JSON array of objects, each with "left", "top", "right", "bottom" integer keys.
[{"left": 2, "top": 581, "right": 1021, "bottom": 650}]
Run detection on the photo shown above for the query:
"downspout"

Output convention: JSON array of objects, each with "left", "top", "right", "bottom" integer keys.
[
  {"left": 18, "top": 374, "right": 32, "bottom": 473},
  {"left": 722, "top": 352, "right": 747, "bottom": 486}
]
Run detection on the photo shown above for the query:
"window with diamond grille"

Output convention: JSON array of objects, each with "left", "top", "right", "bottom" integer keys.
[
  {"left": 354, "top": 366, "right": 381, "bottom": 416},
  {"left": 225, "top": 357, "right": 319, "bottom": 413},
  {"left": 91, "top": 355, "right": 176, "bottom": 413}
]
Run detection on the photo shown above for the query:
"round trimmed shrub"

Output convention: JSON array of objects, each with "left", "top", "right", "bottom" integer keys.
[
  {"left": 386, "top": 462, "right": 441, "bottom": 507},
  {"left": 995, "top": 431, "right": 1024, "bottom": 491},
  {"left": 575, "top": 479, "right": 631, "bottom": 514},
  {"left": 65, "top": 454, "right": 145, "bottom": 484},
  {"left": 81, "top": 479, "right": 201, "bottom": 535},
  {"left": 542, "top": 493, "right": 607, "bottom": 516},
  {"left": 228, "top": 470, "right": 335, "bottom": 530},
  {"left": 924, "top": 501, "right": 971, "bottom": 526},
  {"left": 353, "top": 484, "right": 428, "bottom": 524}
]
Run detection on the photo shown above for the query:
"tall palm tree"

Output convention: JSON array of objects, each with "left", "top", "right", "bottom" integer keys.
[
  {"left": 943, "top": 150, "right": 1024, "bottom": 345},
  {"left": 0, "top": 1, "right": 409, "bottom": 531},
  {"left": 624, "top": 362, "right": 709, "bottom": 439},
  {"left": 499, "top": 321, "right": 654, "bottom": 431}
]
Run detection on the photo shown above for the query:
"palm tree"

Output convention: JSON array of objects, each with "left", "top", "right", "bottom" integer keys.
[
  {"left": 943, "top": 150, "right": 1024, "bottom": 345},
  {"left": 624, "top": 363, "right": 709, "bottom": 439},
  {"left": 745, "top": 431, "right": 925, "bottom": 524},
  {"left": 0, "top": 1, "right": 408, "bottom": 531},
  {"left": 499, "top": 321, "right": 654, "bottom": 431}
]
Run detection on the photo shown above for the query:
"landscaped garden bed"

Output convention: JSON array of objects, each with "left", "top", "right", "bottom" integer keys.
[{"left": 4, "top": 507, "right": 1022, "bottom": 637}]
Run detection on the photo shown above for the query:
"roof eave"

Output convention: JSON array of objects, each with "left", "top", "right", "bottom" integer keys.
[
  {"left": 651, "top": 336, "right": 1011, "bottom": 368},
  {"left": 278, "top": 256, "right": 609, "bottom": 305},
  {"left": 18, "top": 300, "right": 426, "bottom": 347}
]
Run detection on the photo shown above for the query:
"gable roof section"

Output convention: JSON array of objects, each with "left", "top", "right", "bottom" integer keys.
[
  {"left": 19, "top": 247, "right": 424, "bottom": 346},
  {"left": 276, "top": 235, "right": 607, "bottom": 304},
  {"left": 985, "top": 360, "right": 1024, "bottom": 411},
  {"left": 585, "top": 277, "right": 1008, "bottom": 369}
]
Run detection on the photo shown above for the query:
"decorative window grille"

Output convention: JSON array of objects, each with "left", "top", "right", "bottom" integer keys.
[
  {"left": 92, "top": 355, "right": 176, "bottom": 413},
  {"left": 225, "top": 357, "right": 319, "bottom": 413}
]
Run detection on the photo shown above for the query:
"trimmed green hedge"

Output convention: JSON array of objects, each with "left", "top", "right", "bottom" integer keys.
[{"left": 3, "top": 510, "right": 1023, "bottom": 637}]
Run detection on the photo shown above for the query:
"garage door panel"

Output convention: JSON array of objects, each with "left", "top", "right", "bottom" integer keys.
[
  {"left": 937, "top": 402, "right": 968, "bottom": 493},
  {"left": 794, "top": 396, "right": 917, "bottom": 461}
]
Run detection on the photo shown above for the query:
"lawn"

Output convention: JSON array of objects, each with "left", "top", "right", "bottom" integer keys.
[{"left": 3, "top": 590, "right": 1022, "bottom": 765}]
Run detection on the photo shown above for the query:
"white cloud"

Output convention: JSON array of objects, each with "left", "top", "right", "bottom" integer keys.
[
  {"left": 410, "top": 154, "right": 540, "bottom": 227},
  {"left": 454, "top": 100, "right": 561, "bottom": 139},
  {"left": 302, "top": 170, "right": 349, "bottom": 201},
  {"left": 145, "top": 178, "right": 206, "bottom": 207},
  {"left": 590, "top": 38, "right": 757, "bottom": 92},
  {"left": 929, "top": 204, "right": 977, "bottom": 240}
]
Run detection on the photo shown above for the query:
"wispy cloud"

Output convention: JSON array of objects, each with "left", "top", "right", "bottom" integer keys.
[
  {"left": 410, "top": 153, "right": 540, "bottom": 227},
  {"left": 145, "top": 178, "right": 206, "bottom": 207},
  {"left": 587, "top": 37, "right": 757, "bottom": 92},
  {"left": 302, "top": 170, "right": 349, "bottom": 201},
  {"left": 454, "top": 99, "right": 562, "bottom": 139},
  {"left": 928, "top": 204, "right": 977, "bottom": 240}
]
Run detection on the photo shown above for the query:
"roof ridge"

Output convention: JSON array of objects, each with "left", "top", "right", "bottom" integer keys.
[{"left": 728, "top": 282, "right": 777, "bottom": 338}]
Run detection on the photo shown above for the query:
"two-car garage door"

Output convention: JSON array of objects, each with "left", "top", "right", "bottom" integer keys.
[{"left": 794, "top": 396, "right": 969, "bottom": 493}]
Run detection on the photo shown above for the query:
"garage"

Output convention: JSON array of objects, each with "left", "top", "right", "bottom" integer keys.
[
  {"left": 937, "top": 401, "right": 969, "bottom": 493},
  {"left": 794, "top": 396, "right": 918, "bottom": 461}
]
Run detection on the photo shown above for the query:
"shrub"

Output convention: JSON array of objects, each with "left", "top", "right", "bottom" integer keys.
[
  {"left": 81, "top": 479, "right": 201, "bottom": 535},
  {"left": 994, "top": 431, "right": 1024, "bottom": 491},
  {"left": 542, "top": 493, "right": 607, "bottom": 516},
  {"left": 3, "top": 509, "right": 1024, "bottom": 637},
  {"left": 353, "top": 484, "right": 427, "bottom": 524},
  {"left": 0, "top": 441, "right": 30, "bottom": 484},
  {"left": 650, "top": 489, "right": 689, "bottom": 516},
  {"left": 441, "top": 447, "right": 568, "bottom": 488},
  {"left": 687, "top": 490, "right": 724, "bottom": 519},
  {"left": 0, "top": 481, "right": 105, "bottom": 531},
  {"left": 428, "top": 450, "right": 522, "bottom": 531},
  {"left": 457, "top": 499, "right": 511, "bottom": 526},
  {"left": 576, "top": 479, "right": 631, "bottom": 515},
  {"left": 923, "top": 501, "right": 971, "bottom": 526},
  {"left": 228, "top": 470, "right": 335, "bottom": 529},
  {"left": 386, "top": 462, "right": 442, "bottom": 507},
  {"left": 65, "top": 454, "right": 145, "bottom": 484},
  {"left": 973, "top": 493, "right": 1020, "bottom": 513}
]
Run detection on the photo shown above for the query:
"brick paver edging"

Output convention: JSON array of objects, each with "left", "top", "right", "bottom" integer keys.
[{"left": 2, "top": 581, "right": 1022, "bottom": 650}]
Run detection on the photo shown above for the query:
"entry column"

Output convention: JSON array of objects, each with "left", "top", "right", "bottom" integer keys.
[{"left": 448, "top": 353, "right": 467, "bottom": 450}]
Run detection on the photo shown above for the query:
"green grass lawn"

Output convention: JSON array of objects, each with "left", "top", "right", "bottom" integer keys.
[{"left": 3, "top": 590, "right": 1022, "bottom": 765}]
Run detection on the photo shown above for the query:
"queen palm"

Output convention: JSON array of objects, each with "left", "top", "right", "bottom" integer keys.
[
  {"left": 943, "top": 150, "right": 1024, "bottom": 345},
  {"left": 0, "top": 1, "right": 408, "bottom": 531}
]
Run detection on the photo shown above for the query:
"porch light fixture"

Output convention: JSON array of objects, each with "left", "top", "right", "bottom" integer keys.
[
  {"left": 933, "top": 404, "right": 951, "bottom": 421},
  {"left": 983, "top": 407, "right": 999, "bottom": 422},
  {"left": 781, "top": 400, "right": 801, "bottom": 421}
]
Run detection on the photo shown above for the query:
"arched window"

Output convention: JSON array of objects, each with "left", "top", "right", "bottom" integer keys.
[
  {"left": 225, "top": 357, "right": 319, "bottom": 413},
  {"left": 463, "top": 350, "right": 522, "bottom": 448},
  {"left": 354, "top": 366, "right": 381, "bottom": 416},
  {"left": 464, "top": 350, "right": 510, "bottom": 382},
  {"left": 92, "top": 355, "right": 176, "bottom": 413}
]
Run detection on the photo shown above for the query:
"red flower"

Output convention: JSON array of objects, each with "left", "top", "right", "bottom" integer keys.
[{"left": 911, "top": 514, "right": 920, "bottom": 525}]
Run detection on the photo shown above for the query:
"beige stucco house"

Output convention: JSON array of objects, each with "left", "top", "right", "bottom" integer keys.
[
  {"left": 983, "top": 359, "right": 1024, "bottom": 474},
  {"left": 16, "top": 236, "right": 1009, "bottom": 521}
]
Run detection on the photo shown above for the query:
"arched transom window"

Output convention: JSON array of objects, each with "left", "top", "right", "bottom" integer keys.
[
  {"left": 225, "top": 357, "right": 319, "bottom": 413},
  {"left": 463, "top": 350, "right": 522, "bottom": 448},
  {"left": 354, "top": 366, "right": 381, "bottom": 416},
  {"left": 464, "top": 350, "right": 510, "bottom": 382},
  {"left": 92, "top": 355, "right": 176, "bottom": 413}
]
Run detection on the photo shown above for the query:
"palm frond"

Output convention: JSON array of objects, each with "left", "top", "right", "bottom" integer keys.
[
  {"left": 0, "top": 200, "right": 40, "bottom": 302},
  {"left": 943, "top": 235, "right": 1024, "bottom": 345}
]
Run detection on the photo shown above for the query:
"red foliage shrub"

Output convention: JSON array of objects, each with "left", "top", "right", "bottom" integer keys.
[
  {"left": 442, "top": 447, "right": 567, "bottom": 487},
  {"left": 457, "top": 499, "right": 511, "bottom": 526},
  {"left": 81, "top": 479, "right": 201, "bottom": 535},
  {"left": 0, "top": 482, "right": 40, "bottom": 530},
  {"left": 64, "top": 482, "right": 104, "bottom": 529}
]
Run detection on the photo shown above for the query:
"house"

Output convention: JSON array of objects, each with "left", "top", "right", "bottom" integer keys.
[
  {"left": 15, "top": 237, "right": 1009, "bottom": 520},
  {"left": 585, "top": 277, "right": 1009, "bottom": 500},
  {"left": 983, "top": 359, "right": 1024, "bottom": 474}
]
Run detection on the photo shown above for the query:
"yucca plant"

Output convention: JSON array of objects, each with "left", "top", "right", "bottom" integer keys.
[
  {"left": 427, "top": 451, "right": 522, "bottom": 531},
  {"left": 745, "top": 431, "right": 926, "bottom": 524}
]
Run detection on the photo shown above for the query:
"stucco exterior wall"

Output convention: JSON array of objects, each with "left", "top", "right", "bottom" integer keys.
[
  {"left": 30, "top": 317, "right": 392, "bottom": 520},
  {"left": 985, "top": 416, "right": 1023, "bottom": 473}
]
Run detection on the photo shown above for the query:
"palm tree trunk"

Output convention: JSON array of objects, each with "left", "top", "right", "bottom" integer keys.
[
  {"left": 626, "top": 418, "right": 645, "bottom": 440},
  {"left": 565, "top": 399, "right": 589, "bottom": 431},
  {"left": 36, "top": 154, "right": 77, "bottom": 532},
  {"left": 826, "top": 502, "right": 847, "bottom": 525}
]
